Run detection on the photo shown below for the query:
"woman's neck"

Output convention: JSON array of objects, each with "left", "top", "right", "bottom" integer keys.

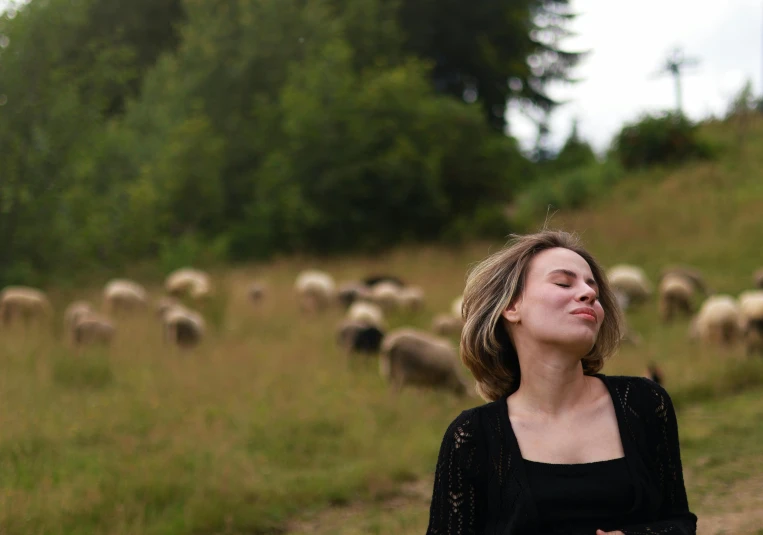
[{"left": 510, "top": 354, "right": 593, "bottom": 417}]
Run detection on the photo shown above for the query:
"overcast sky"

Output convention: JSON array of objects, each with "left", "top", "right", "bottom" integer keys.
[{"left": 510, "top": 0, "right": 763, "bottom": 153}]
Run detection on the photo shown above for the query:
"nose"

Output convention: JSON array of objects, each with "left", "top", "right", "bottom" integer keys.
[{"left": 577, "top": 283, "right": 597, "bottom": 303}]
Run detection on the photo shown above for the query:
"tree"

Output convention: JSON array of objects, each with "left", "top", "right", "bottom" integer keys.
[{"left": 394, "top": 0, "right": 584, "bottom": 130}]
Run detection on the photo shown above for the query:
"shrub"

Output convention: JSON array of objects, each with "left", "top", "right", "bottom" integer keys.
[{"left": 613, "top": 112, "right": 712, "bottom": 170}]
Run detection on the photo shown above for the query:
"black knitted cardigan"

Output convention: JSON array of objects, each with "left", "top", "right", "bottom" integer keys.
[{"left": 426, "top": 374, "right": 698, "bottom": 535}]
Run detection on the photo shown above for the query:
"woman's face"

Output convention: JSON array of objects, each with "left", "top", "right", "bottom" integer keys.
[{"left": 502, "top": 247, "right": 605, "bottom": 355}]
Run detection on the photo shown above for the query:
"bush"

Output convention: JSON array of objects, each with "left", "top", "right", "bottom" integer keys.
[
  {"left": 613, "top": 112, "right": 712, "bottom": 170},
  {"left": 510, "top": 160, "right": 623, "bottom": 230}
]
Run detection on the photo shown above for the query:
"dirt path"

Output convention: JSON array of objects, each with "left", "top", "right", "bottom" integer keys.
[{"left": 286, "top": 475, "right": 763, "bottom": 535}]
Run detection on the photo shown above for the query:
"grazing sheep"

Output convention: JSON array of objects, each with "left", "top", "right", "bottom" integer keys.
[
  {"left": 606, "top": 265, "right": 653, "bottom": 306},
  {"left": 103, "top": 279, "right": 148, "bottom": 315},
  {"left": 660, "top": 265, "right": 708, "bottom": 294},
  {"left": 336, "top": 281, "right": 373, "bottom": 309},
  {"left": 754, "top": 269, "right": 763, "bottom": 289},
  {"left": 396, "top": 286, "right": 425, "bottom": 312},
  {"left": 64, "top": 301, "right": 94, "bottom": 332},
  {"left": 336, "top": 319, "right": 385, "bottom": 355},
  {"left": 0, "top": 286, "right": 52, "bottom": 327},
  {"left": 689, "top": 294, "right": 741, "bottom": 346},
  {"left": 363, "top": 275, "right": 405, "bottom": 288},
  {"left": 161, "top": 304, "right": 206, "bottom": 349},
  {"left": 72, "top": 312, "right": 115, "bottom": 347},
  {"left": 738, "top": 290, "right": 763, "bottom": 355},
  {"left": 379, "top": 328, "right": 469, "bottom": 396},
  {"left": 155, "top": 296, "right": 182, "bottom": 318},
  {"left": 294, "top": 270, "right": 336, "bottom": 312},
  {"left": 347, "top": 301, "right": 385, "bottom": 329},
  {"left": 248, "top": 281, "right": 267, "bottom": 304},
  {"left": 451, "top": 296, "right": 464, "bottom": 319},
  {"left": 370, "top": 281, "right": 401, "bottom": 311},
  {"left": 165, "top": 268, "right": 212, "bottom": 300},
  {"left": 658, "top": 273, "right": 696, "bottom": 322},
  {"left": 431, "top": 314, "right": 465, "bottom": 337}
]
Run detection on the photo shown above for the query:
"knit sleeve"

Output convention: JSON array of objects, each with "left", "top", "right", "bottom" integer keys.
[
  {"left": 621, "top": 383, "right": 697, "bottom": 535},
  {"left": 426, "top": 409, "right": 488, "bottom": 535}
]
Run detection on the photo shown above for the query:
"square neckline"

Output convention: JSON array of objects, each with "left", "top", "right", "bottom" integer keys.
[{"left": 498, "top": 373, "right": 644, "bottom": 529}]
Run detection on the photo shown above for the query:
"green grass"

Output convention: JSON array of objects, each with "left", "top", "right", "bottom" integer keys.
[{"left": 2, "top": 117, "right": 763, "bottom": 534}]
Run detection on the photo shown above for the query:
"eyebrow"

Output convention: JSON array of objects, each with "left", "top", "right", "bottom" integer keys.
[{"left": 547, "top": 269, "right": 598, "bottom": 288}]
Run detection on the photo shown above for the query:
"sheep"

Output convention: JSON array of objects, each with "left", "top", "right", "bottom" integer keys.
[
  {"left": 658, "top": 273, "right": 696, "bottom": 322},
  {"left": 738, "top": 290, "right": 763, "bottom": 355},
  {"left": 606, "top": 265, "right": 653, "bottom": 306},
  {"left": 103, "top": 279, "right": 148, "bottom": 315},
  {"left": 165, "top": 268, "right": 212, "bottom": 300},
  {"left": 155, "top": 296, "right": 182, "bottom": 317},
  {"left": 660, "top": 265, "right": 708, "bottom": 294},
  {"left": 247, "top": 281, "right": 268, "bottom": 304},
  {"left": 161, "top": 304, "right": 206, "bottom": 349},
  {"left": 431, "top": 313, "right": 465, "bottom": 337},
  {"left": 396, "top": 285, "right": 425, "bottom": 312},
  {"left": 0, "top": 286, "right": 52, "bottom": 327},
  {"left": 336, "top": 319, "right": 385, "bottom": 355},
  {"left": 754, "top": 269, "right": 763, "bottom": 289},
  {"left": 64, "top": 300, "right": 94, "bottom": 332},
  {"left": 363, "top": 275, "right": 405, "bottom": 288},
  {"left": 347, "top": 301, "right": 385, "bottom": 329},
  {"left": 336, "top": 281, "right": 373, "bottom": 309},
  {"left": 72, "top": 312, "right": 115, "bottom": 347},
  {"left": 294, "top": 270, "right": 336, "bottom": 312},
  {"left": 370, "top": 281, "right": 401, "bottom": 311},
  {"left": 689, "top": 294, "right": 741, "bottom": 346},
  {"left": 379, "top": 328, "right": 470, "bottom": 396}
]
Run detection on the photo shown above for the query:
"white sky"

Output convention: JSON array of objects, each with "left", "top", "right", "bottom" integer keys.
[{"left": 510, "top": 0, "right": 763, "bottom": 153}]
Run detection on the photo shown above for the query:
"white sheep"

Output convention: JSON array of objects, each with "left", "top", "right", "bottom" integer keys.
[
  {"left": 103, "top": 279, "right": 148, "bottom": 315},
  {"left": 347, "top": 300, "right": 385, "bottom": 329},
  {"left": 370, "top": 281, "right": 401, "bottom": 311},
  {"left": 336, "top": 281, "right": 373, "bottom": 309},
  {"left": 738, "top": 290, "right": 763, "bottom": 355},
  {"left": 0, "top": 286, "right": 52, "bottom": 327},
  {"left": 165, "top": 268, "right": 212, "bottom": 300},
  {"left": 161, "top": 304, "right": 206, "bottom": 348},
  {"left": 294, "top": 270, "right": 336, "bottom": 312},
  {"left": 689, "top": 294, "right": 741, "bottom": 346},
  {"left": 64, "top": 300, "right": 94, "bottom": 332},
  {"left": 658, "top": 273, "right": 696, "bottom": 322},
  {"left": 379, "top": 328, "right": 470, "bottom": 396},
  {"left": 606, "top": 265, "right": 653, "bottom": 306},
  {"left": 431, "top": 313, "right": 465, "bottom": 337},
  {"left": 396, "top": 285, "right": 425, "bottom": 312},
  {"left": 247, "top": 281, "right": 268, "bottom": 304},
  {"left": 72, "top": 312, "right": 116, "bottom": 347}
]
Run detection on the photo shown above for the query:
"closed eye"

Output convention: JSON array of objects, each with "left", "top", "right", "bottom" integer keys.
[{"left": 555, "top": 283, "right": 571, "bottom": 288}]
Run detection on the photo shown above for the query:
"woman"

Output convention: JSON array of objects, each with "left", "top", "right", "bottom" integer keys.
[{"left": 426, "top": 230, "right": 696, "bottom": 535}]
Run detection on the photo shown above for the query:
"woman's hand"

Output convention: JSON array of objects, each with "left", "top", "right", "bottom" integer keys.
[{"left": 596, "top": 531, "right": 625, "bottom": 535}]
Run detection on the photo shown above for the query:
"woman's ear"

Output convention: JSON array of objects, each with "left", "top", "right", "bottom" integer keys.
[{"left": 501, "top": 299, "right": 521, "bottom": 324}]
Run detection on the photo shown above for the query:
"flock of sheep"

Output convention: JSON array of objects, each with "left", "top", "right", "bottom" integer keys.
[
  {"left": 0, "top": 268, "right": 212, "bottom": 349},
  {"left": 2, "top": 262, "right": 762, "bottom": 397}
]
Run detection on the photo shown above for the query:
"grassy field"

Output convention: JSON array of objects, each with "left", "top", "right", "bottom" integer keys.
[{"left": 2, "top": 117, "right": 763, "bottom": 535}]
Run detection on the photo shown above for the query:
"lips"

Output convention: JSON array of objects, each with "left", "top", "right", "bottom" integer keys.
[{"left": 571, "top": 308, "right": 597, "bottom": 322}]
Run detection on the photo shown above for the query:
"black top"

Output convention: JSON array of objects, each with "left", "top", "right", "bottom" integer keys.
[
  {"left": 523, "top": 457, "right": 635, "bottom": 534},
  {"left": 426, "top": 374, "right": 698, "bottom": 535}
]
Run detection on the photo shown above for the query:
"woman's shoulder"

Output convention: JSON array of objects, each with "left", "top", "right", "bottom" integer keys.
[
  {"left": 440, "top": 397, "right": 507, "bottom": 445},
  {"left": 598, "top": 373, "right": 677, "bottom": 421}
]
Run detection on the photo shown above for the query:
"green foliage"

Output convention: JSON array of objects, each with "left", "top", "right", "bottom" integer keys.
[
  {"left": 613, "top": 112, "right": 713, "bottom": 170},
  {"left": 511, "top": 159, "right": 623, "bottom": 230}
]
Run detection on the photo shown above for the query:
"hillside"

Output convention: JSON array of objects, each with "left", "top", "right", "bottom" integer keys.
[{"left": 1, "top": 117, "right": 763, "bottom": 535}]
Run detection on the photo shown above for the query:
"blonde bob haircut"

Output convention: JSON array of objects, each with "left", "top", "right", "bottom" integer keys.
[{"left": 460, "top": 230, "right": 623, "bottom": 402}]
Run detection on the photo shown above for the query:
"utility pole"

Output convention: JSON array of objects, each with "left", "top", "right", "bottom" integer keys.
[{"left": 652, "top": 47, "right": 700, "bottom": 114}]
